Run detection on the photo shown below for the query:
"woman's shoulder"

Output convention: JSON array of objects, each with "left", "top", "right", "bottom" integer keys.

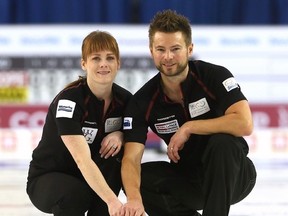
[
  {"left": 113, "top": 83, "right": 133, "bottom": 102},
  {"left": 51, "top": 80, "right": 86, "bottom": 105}
]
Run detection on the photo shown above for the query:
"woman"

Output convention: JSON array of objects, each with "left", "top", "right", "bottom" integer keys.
[{"left": 26, "top": 31, "right": 132, "bottom": 216}]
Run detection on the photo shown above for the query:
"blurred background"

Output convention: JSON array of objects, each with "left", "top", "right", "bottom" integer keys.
[{"left": 0, "top": 0, "right": 288, "bottom": 215}]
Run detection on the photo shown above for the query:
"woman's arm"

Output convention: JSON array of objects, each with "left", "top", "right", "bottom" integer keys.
[{"left": 61, "top": 135, "right": 123, "bottom": 214}]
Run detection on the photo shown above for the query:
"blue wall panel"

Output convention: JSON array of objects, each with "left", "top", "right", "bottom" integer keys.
[{"left": 0, "top": 0, "right": 287, "bottom": 24}]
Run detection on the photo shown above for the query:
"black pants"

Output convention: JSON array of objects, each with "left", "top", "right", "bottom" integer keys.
[
  {"left": 141, "top": 134, "right": 257, "bottom": 216},
  {"left": 26, "top": 156, "right": 122, "bottom": 216}
]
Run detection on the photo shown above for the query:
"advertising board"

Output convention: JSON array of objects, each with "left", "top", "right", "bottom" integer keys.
[{"left": 1, "top": 25, "right": 287, "bottom": 160}]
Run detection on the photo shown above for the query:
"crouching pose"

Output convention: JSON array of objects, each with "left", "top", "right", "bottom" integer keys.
[
  {"left": 27, "top": 31, "right": 132, "bottom": 216},
  {"left": 121, "top": 10, "right": 256, "bottom": 216}
]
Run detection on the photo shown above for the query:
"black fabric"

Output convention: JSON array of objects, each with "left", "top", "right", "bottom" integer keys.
[
  {"left": 27, "top": 79, "right": 131, "bottom": 183},
  {"left": 27, "top": 155, "right": 122, "bottom": 216},
  {"left": 140, "top": 134, "right": 256, "bottom": 216},
  {"left": 26, "top": 78, "right": 131, "bottom": 215},
  {"left": 27, "top": 172, "right": 93, "bottom": 216},
  {"left": 124, "top": 60, "right": 248, "bottom": 167}
]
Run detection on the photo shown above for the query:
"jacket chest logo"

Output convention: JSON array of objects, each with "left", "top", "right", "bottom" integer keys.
[
  {"left": 188, "top": 98, "right": 210, "bottom": 118},
  {"left": 154, "top": 119, "right": 179, "bottom": 134},
  {"left": 105, "top": 117, "right": 122, "bottom": 133},
  {"left": 82, "top": 127, "right": 98, "bottom": 144}
]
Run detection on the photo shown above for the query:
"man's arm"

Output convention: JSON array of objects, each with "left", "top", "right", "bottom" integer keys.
[
  {"left": 168, "top": 100, "right": 253, "bottom": 163},
  {"left": 185, "top": 100, "right": 253, "bottom": 136},
  {"left": 121, "top": 142, "right": 146, "bottom": 216}
]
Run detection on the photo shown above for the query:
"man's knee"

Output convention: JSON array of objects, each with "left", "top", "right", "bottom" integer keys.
[
  {"left": 202, "top": 134, "right": 245, "bottom": 165},
  {"left": 208, "top": 133, "right": 241, "bottom": 152}
]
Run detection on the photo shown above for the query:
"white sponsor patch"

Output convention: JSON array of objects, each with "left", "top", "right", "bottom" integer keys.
[
  {"left": 56, "top": 99, "right": 76, "bottom": 118},
  {"left": 123, "top": 117, "right": 132, "bottom": 130},
  {"left": 222, "top": 77, "right": 238, "bottom": 92},
  {"left": 82, "top": 127, "right": 98, "bottom": 144},
  {"left": 105, "top": 117, "right": 122, "bottom": 133},
  {"left": 189, "top": 98, "right": 210, "bottom": 118},
  {"left": 154, "top": 119, "right": 179, "bottom": 134}
]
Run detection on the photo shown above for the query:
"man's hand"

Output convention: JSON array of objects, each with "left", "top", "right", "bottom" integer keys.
[{"left": 167, "top": 122, "right": 190, "bottom": 163}]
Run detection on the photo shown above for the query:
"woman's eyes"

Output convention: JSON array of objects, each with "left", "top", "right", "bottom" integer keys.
[
  {"left": 107, "top": 56, "right": 116, "bottom": 61},
  {"left": 92, "top": 56, "right": 115, "bottom": 61}
]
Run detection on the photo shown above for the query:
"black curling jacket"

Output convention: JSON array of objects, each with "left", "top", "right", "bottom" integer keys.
[
  {"left": 28, "top": 78, "right": 132, "bottom": 183},
  {"left": 124, "top": 60, "right": 249, "bottom": 167}
]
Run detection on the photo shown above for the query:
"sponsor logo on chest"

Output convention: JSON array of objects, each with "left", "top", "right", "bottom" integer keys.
[
  {"left": 105, "top": 117, "right": 122, "bottom": 133},
  {"left": 188, "top": 97, "right": 210, "bottom": 118},
  {"left": 154, "top": 119, "right": 179, "bottom": 134},
  {"left": 82, "top": 127, "right": 98, "bottom": 144}
]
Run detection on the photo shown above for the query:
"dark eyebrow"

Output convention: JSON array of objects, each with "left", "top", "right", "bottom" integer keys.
[
  {"left": 155, "top": 45, "right": 165, "bottom": 49},
  {"left": 155, "top": 45, "right": 182, "bottom": 49},
  {"left": 171, "top": 44, "right": 182, "bottom": 48}
]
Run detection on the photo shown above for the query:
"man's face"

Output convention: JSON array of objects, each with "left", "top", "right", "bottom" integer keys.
[{"left": 150, "top": 31, "right": 193, "bottom": 77}]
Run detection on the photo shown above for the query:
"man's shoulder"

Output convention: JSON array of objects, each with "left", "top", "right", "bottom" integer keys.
[{"left": 191, "top": 60, "right": 228, "bottom": 72}]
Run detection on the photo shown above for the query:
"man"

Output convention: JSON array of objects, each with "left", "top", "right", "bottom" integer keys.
[{"left": 121, "top": 10, "right": 256, "bottom": 216}]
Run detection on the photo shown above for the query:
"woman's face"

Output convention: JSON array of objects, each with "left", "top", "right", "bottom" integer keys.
[{"left": 81, "top": 50, "right": 120, "bottom": 85}]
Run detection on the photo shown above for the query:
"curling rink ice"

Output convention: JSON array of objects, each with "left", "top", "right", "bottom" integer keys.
[{"left": 1, "top": 130, "right": 288, "bottom": 216}]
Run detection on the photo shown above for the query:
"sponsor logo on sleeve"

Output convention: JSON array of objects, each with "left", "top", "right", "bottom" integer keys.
[
  {"left": 82, "top": 127, "right": 98, "bottom": 144},
  {"left": 188, "top": 98, "right": 210, "bottom": 118},
  {"left": 105, "top": 117, "right": 122, "bottom": 133},
  {"left": 56, "top": 99, "right": 76, "bottom": 118},
  {"left": 154, "top": 119, "right": 179, "bottom": 134},
  {"left": 222, "top": 77, "right": 239, "bottom": 92},
  {"left": 123, "top": 117, "right": 132, "bottom": 130}
]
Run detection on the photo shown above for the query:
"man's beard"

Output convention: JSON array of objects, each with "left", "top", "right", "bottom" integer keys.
[{"left": 157, "top": 61, "right": 188, "bottom": 77}]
